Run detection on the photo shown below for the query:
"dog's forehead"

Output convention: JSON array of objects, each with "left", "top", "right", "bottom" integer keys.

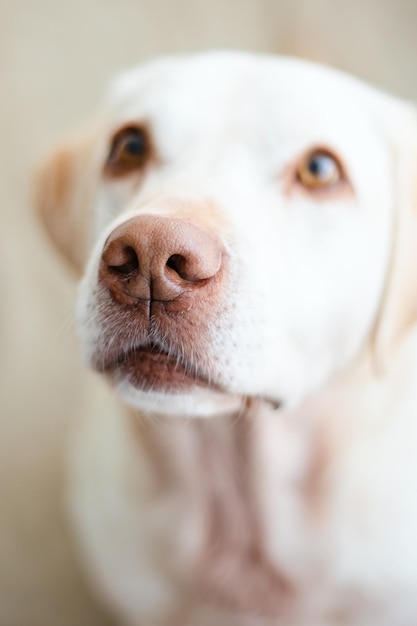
[{"left": 104, "top": 52, "right": 389, "bottom": 134}]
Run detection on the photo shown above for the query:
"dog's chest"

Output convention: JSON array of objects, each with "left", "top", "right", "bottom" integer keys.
[{"left": 69, "top": 400, "right": 417, "bottom": 626}]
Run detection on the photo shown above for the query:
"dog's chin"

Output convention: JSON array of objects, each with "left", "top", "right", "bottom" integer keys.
[
  {"left": 115, "top": 378, "right": 244, "bottom": 418},
  {"left": 94, "top": 344, "right": 283, "bottom": 417},
  {"left": 95, "top": 343, "right": 244, "bottom": 417}
]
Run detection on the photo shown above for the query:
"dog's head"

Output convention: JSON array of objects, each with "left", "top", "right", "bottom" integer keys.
[{"left": 35, "top": 52, "right": 417, "bottom": 416}]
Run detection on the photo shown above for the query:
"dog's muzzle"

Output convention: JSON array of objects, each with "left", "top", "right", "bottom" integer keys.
[{"left": 96, "top": 214, "right": 227, "bottom": 393}]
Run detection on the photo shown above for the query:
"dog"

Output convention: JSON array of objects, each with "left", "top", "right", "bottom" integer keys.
[{"left": 35, "top": 51, "right": 417, "bottom": 626}]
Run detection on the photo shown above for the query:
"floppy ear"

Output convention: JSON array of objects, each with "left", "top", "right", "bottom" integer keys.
[
  {"left": 371, "top": 104, "right": 417, "bottom": 366},
  {"left": 34, "top": 125, "right": 99, "bottom": 274}
]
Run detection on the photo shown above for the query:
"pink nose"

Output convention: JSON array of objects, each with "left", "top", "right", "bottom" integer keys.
[{"left": 99, "top": 215, "right": 224, "bottom": 307}]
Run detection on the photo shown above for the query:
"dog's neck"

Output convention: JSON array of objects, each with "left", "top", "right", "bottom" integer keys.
[{"left": 127, "top": 400, "right": 307, "bottom": 619}]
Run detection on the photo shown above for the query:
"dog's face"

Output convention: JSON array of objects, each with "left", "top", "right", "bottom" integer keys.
[{"left": 36, "top": 52, "right": 417, "bottom": 416}]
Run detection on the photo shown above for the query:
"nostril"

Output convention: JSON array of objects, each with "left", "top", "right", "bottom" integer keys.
[
  {"left": 166, "top": 246, "right": 222, "bottom": 283},
  {"left": 108, "top": 245, "right": 139, "bottom": 277},
  {"left": 166, "top": 254, "right": 188, "bottom": 278}
]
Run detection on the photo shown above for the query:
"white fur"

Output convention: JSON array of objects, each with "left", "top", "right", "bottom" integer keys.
[{"left": 68, "top": 52, "right": 417, "bottom": 625}]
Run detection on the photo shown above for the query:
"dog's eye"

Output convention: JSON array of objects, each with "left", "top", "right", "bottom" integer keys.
[
  {"left": 297, "top": 149, "right": 343, "bottom": 190},
  {"left": 105, "top": 126, "right": 151, "bottom": 175}
]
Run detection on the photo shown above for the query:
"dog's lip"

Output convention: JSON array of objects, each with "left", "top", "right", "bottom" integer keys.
[
  {"left": 100, "top": 342, "right": 215, "bottom": 391},
  {"left": 96, "top": 345, "right": 282, "bottom": 408}
]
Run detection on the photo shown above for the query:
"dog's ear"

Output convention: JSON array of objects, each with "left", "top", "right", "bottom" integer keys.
[
  {"left": 34, "top": 125, "right": 99, "bottom": 274},
  {"left": 371, "top": 104, "right": 417, "bottom": 366}
]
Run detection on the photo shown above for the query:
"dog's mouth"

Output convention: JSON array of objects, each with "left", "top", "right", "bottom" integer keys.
[
  {"left": 96, "top": 340, "right": 282, "bottom": 410},
  {"left": 102, "top": 343, "right": 214, "bottom": 393}
]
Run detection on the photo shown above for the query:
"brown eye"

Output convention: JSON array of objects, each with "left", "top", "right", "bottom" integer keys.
[
  {"left": 297, "top": 149, "right": 343, "bottom": 190},
  {"left": 105, "top": 126, "right": 151, "bottom": 176}
]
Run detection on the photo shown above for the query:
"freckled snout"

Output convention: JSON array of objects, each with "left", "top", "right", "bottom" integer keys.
[{"left": 99, "top": 215, "right": 224, "bottom": 308}]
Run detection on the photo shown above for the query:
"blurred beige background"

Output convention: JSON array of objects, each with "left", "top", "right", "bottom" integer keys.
[{"left": 1, "top": 1, "right": 417, "bottom": 625}]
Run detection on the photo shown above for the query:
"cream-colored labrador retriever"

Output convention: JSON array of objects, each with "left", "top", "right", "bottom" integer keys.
[{"left": 36, "top": 52, "right": 417, "bottom": 626}]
